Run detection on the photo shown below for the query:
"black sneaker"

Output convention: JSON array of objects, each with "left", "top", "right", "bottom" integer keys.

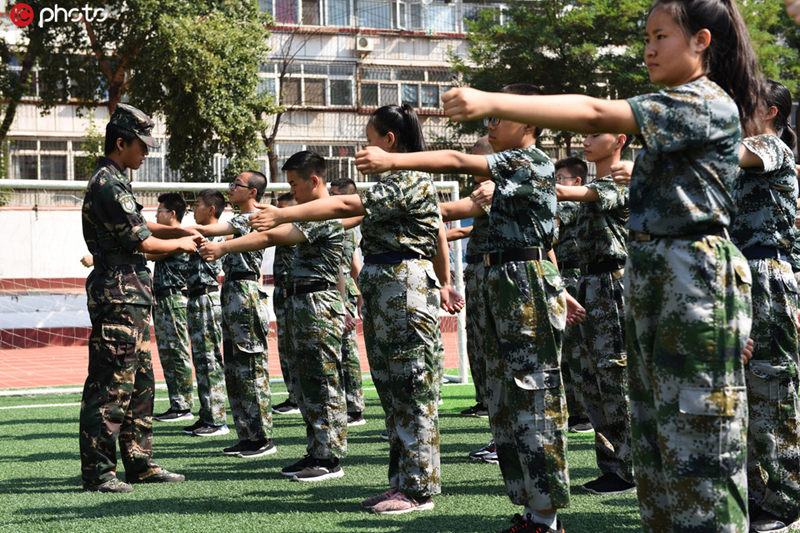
[
  {"left": 568, "top": 416, "right": 593, "bottom": 433},
  {"left": 500, "top": 513, "right": 565, "bottom": 533},
  {"left": 582, "top": 473, "right": 636, "bottom": 495},
  {"left": 347, "top": 412, "right": 366, "bottom": 426},
  {"left": 460, "top": 403, "right": 489, "bottom": 418},
  {"left": 291, "top": 457, "right": 344, "bottom": 482},
  {"left": 127, "top": 469, "right": 185, "bottom": 484},
  {"left": 183, "top": 419, "right": 205, "bottom": 435},
  {"left": 193, "top": 424, "right": 230, "bottom": 437},
  {"left": 237, "top": 438, "right": 277, "bottom": 458},
  {"left": 469, "top": 439, "right": 496, "bottom": 461},
  {"left": 272, "top": 399, "right": 300, "bottom": 415},
  {"left": 281, "top": 454, "right": 315, "bottom": 477},
  {"left": 155, "top": 408, "right": 194, "bottom": 422},
  {"left": 222, "top": 441, "right": 247, "bottom": 456}
]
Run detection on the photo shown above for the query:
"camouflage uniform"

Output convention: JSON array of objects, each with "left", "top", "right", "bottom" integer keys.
[
  {"left": 221, "top": 212, "right": 272, "bottom": 442},
  {"left": 731, "top": 134, "right": 800, "bottom": 523},
  {"left": 573, "top": 177, "right": 632, "bottom": 482},
  {"left": 284, "top": 220, "right": 347, "bottom": 459},
  {"left": 554, "top": 200, "right": 587, "bottom": 421},
  {"left": 152, "top": 253, "right": 193, "bottom": 412},
  {"left": 186, "top": 237, "right": 227, "bottom": 426},
  {"left": 272, "top": 243, "right": 299, "bottom": 404},
  {"left": 626, "top": 78, "right": 752, "bottom": 532},
  {"left": 79, "top": 156, "right": 161, "bottom": 486},
  {"left": 464, "top": 210, "right": 491, "bottom": 407},
  {"left": 358, "top": 170, "right": 442, "bottom": 499},
  {"left": 482, "top": 147, "right": 570, "bottom": 511},
  {"left": 340, "top": 228, "right": 365, "bottom": 414}
]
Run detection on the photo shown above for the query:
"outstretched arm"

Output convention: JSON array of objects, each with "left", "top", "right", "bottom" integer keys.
[
  {"left": 187, "top": 221, "right": 237, "bottom": 238},
  {"left": 556, "top": 184, "right": 600, "bottom": 203},
  {"left": 199, "top": 224, "right": 306, "bottom": 261},
  {"left": 442, "top": 88, "right": 641, "bottom": 135},
  {"left": 447, "top": 225, "right": 473, "bottom": 242},
  {"left": 249, "top": 194, "right": 366, "bottom": 232},
  {"left": 147, "top": 221, "right": 200, "bottom": 239},
  {"left": 355, "top": 146, "right": 492, "bottom": 178},
  {"left": 739, "top": 143, "right": 765, "bottom": 169}
]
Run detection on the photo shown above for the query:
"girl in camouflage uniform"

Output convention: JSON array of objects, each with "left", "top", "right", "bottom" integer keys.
[{"left": 441, "top": 0, "right": 762, "bottom": 530}]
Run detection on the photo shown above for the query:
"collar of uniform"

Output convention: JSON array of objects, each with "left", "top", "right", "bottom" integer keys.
[{"left": 97, "top": 156, "right": 129, "bottom": 183}]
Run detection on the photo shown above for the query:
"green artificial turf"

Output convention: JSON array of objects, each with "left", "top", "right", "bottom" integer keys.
[{"left": 0, "top": 380, "right": 642, "bottom": 532}]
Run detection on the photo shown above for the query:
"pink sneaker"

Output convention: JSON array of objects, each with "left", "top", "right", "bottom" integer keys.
[
  {"left": 370, "top": 491, "right": 434, "bottom": 515},
  {"left": 361, "top": 487, "right": 397, "bottom": 509}
]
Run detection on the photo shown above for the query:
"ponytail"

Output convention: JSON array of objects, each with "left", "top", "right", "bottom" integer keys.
[
  {"left": 761, "top": 78, "right": 797, "bottom": 151},
  {"left": 651, "top": 0, "right": 762, "bottom": 135},
  {"left": 369, "top": 104, "right": 427, "bottom": 153}
]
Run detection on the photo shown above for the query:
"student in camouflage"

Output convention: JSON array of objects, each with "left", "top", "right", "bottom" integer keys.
[
  {"left": 441, "top": 1, "right": 762, "bottom": 529},
  {"left": 731, "top": 79, "right": 800, "bottom": 533},
  {"left": 192, "top": 171, "right": 274, "bottom": 458},
  {"left": 80, "top": 104, "right": 195, "bottom": 492},
  {"left": 148, "top": 193, "right": 194, "bottom": 423},
  {"left": 248, "top": 104, "right": 464, "bottom": 515},
  {"left": 271, "top": 192, "right": 301, "bottom": 416},
  {"left": 556, "top": 135, "right": 634, "bottom": 496},
  {"left": 181, "top": 189, "right": 229, "bottom": 437},
  {"left": 553, "top": 158, "right": 591, "bottom": 433},
  {"left": 354, "top": 84, "right": 592, "bottom": 533}
]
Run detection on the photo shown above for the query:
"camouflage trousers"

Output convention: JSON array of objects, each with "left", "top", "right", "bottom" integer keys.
[
  {"left": 342, "top": 276, "right": 365, "bottom": 414},
  {"left": 273, "top": 287, "right": 299, "bottom": 404},
  {"left": 560, "top": 266, "right": 586, "bottom": 420},
  {"left": 153, "top": 292, "right": 193, "bottom": 411},
  {"left": 483, "top": 259, "right": 570, "bottom": 511},
  {"left": 626, "top": 237, "right": 751, "bottom": 533},
  {"left": 576, "top": 267, "right": 632, "bottom": 482},
  {"left": 80, "top": 301, "right": 160, "bottom": 486},
  {"left": 221, "top": 279, "right": 272, "bottom": 442},
  {"left": 285, "top": 288, "right": 348, "bottom": 459},
  {"left": 746, "top": 258, "right": 800, "bottom": 522},
  {"left": 359, "top": 259, "right": 442, "bottom": 499},
  {"left": 187, "top": 290, "right": 227, "bottom": 426},
  {"left": 464, "top": 261, "right": 489, "bottom": 406}
]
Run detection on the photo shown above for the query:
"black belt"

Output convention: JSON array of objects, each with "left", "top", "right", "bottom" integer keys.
[
  {"left": 580, "top": 259, "right": 625, "bottom": 276},
  {"left": 560, "top": 260, "right": 580, "bottom": 271},
  {"left": 227, "top": 272, "right": 258, "bottom": 282},
  {"left": 187, "top": 286, "right": 219, "bottom": 298},
  {"left": 364, "top": 251, "right": 424, "bottom": 264},
  {"left": 95, "top": 252, "right": 145, "bottom": 268},
  {"left": 741, "top": 246, "right": 789, "bottom": 262},
  {"left": 284, "top": 281, "right": 337, "bottom": 297},
  {"left": 465, "top": 254, "right": 483, "bottom": 264},
  {"left": 154, "top": 286, "right": 187, "bottom": 299},
  {"left": 484, "top": 247, "right": 545, "bottom": 266},
  {"left": 628, "top": 228, "right": 728, "bottom": 243}
]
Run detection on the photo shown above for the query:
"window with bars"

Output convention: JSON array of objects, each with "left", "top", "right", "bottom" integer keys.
[
  {"left": 260, "top": 62, "right": 355, "bottom": 108},
  {"left": 269, "top": 143, "right": 358, "bottom": 183},
  {"left": 261, "top": 0, "right": 352, "bottom": 26},
  {"left": 360, "top": 67, "right": 452, "bottom": 109}
]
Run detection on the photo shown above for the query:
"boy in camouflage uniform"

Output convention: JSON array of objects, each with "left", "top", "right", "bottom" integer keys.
[
  {"left": 181, "top": 189, "right": 229, "bottom": 437},
  {"left": 330, "top": 178, "right": 366, "bottom": 425},
  {"left": 555, "top": 135, "right": 634, "bottom": 496},
  {"left": 148, "top": 193, "right": 194, "bottom": 423},
  {"left": 80, "top": 104, "right": 194, "bottom": 492},
  {"left": 200, "top": 151, "right": 350, "bottom": 482},
  {"left": 732, "top": 97, "right": 800, "bottom": 532},
  {"left": 192, "top": 171, "right": 274, "bottom": 458}
]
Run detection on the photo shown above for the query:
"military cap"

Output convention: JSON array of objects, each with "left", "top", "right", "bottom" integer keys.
[{"left": 109, "top": 103, "right": 158, "bottom": 148}]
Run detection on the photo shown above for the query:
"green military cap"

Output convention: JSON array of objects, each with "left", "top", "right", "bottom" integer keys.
[{"left": 109, "top": 103, "right": 158, "bottom": 148}]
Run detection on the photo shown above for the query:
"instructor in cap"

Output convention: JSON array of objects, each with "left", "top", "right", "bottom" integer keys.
[{"left": 79, "top": 104, "right": 198, "bottom": 492}]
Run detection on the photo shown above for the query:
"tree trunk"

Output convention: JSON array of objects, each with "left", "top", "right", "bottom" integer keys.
[{"left": 0, "top": 49, "right": 35, "bottom": 142}]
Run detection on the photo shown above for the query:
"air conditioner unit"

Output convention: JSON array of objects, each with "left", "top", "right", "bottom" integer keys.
[{"left": 356, "top": 36, "right": 375, "bottom": 54}]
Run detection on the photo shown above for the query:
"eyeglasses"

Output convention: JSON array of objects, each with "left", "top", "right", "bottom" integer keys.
[
  {"left": 229, "top": 182, "right": 252, "bottom": 190},
  {"left": 482, "top": 117, "right": 501, "bottom": 127}
]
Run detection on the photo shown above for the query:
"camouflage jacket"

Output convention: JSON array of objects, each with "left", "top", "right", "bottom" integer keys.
[
  {"left": 554, "top": 201, "right": 580, "bottom": 265},
  {"left": 152, "top": 253, "right": 189, "bottom": 292},
  {"left": 627, "top": 77, "right": 741, "bottom": 236},
  {"left": 290, "top": 220, "right": 345, "bottom": 286},
  {"left": 272, "top": 243, "right": 295, "bottom": 289},
  {"left": 341, "top": 228, "right": 359, "bottom": 273},
  {"left": 359, "top": 170, "right": 440, "bottom": 258},
  {"left": 82, "top": 157, "right": 153, "bottom": 306},
  {"left": 222, "top": 211, "right": 264, "bottom": 279},
  {"left": 486, "top": 146, "right": 557, "bottom": 252},
  {"left": 187, "top": 235, "right": 223, "bottom": 291},
  {"left": 731, "top": 134, "right": 798, "bottom": 253},
  {"left": 575, "top": 176, "right": 629, "bottom": 264},
  {"left": 465, "top": 211, "right": 491, "bottom": 256}
]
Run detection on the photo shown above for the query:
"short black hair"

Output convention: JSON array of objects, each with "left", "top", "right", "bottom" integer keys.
[
  {"left": 243, "top": 170, "right": 267, "bottom": 202},
  {"left": 104, "top": 124, "right": 138, "bottom": 156},
  {"left": 282, "top": 151, "right": 327, "bottom": 182},
  {"left": 554, "top": 157, "right": 588, "bottom": 180},
  {"left": 197, "top": 189, "right": 226, "bottom": 219},
  {"left": 330, "top": 178, "right": 356, "bottom": 194},
  {"left": 157, "top": 192, "right": 187, "bottom": 222},
  {"left": 276, "top": 192, "right": 294, "bottom": 203},
  {"left": 500, "top": 83, "right": 545, "bottom": 139}
]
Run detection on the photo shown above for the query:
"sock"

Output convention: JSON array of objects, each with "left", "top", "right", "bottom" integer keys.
[{"left": 529, "top": 510, "right": 557, "bottom": 530}]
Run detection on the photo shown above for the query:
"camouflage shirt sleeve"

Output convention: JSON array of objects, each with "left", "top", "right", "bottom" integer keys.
[
  {"left": 587, "top": 176, "right": 628, "bottom": 212},
  {"left": 93, "top": 177, "right": 151, "bottom": 252},
  {"left": 359, "top": 177, "right": 406, "bottom": 221},
  {"left": 743, "top": 134, "right": 794, "bottom": 174},
  {"left": 228, "top": 212, "right": 252, "bottom": 236}
]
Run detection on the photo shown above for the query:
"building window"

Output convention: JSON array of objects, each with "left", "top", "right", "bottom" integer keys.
[
  {"left": 357, "top": 1, "right": 458, "bottom": 32},
  {"left": 261, "top": 0, "right": 352, "bottom": 26},
  {"left": 360, "top": 67, "right": 453, "bottom": 110},
  {"left": 260, "top": 62, "right": 355, "bottom": 108}
]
